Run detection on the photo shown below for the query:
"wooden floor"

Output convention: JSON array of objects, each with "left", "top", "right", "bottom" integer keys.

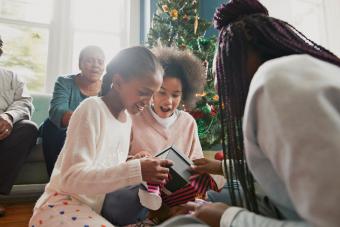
[{"left": 0, "top": 201, "right": 34, "bottom": 227}]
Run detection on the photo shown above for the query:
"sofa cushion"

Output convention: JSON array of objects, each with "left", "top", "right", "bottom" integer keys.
[
  {"left": 12, "top": 92, "right": 52, "bottom": 185},
  {"left": 31, "top": 92, "right": 52, "bottom": 126},
  {"left": 26, "top": 144, "right": 45, "bottom": 162}
]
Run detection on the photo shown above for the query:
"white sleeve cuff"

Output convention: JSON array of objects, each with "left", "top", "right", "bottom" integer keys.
[
  {"left": 220, "top": 206, "right": 245, "bottom": 227},
  {"left": 126, "top": 159, "right": 143, "bottom": 185}
]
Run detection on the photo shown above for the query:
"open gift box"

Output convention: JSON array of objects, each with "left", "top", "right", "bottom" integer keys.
[{"left": 155, "top": 146, "right": 218, "bottom": 207}]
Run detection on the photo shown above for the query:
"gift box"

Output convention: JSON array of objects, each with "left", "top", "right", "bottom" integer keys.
[{"left": 155, "top": 146, "right": 193, "bottom": 194}]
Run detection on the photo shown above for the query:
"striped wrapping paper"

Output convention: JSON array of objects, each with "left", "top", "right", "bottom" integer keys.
[{"left": 161, "top": 173, "right": 218, "bottom": 207}]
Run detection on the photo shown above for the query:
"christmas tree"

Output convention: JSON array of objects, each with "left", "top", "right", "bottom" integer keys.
[{"left": 147, "top": 0, "right": 221, "bottom": 149}]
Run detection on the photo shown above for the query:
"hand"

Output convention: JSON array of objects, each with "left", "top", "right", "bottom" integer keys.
[
  {"left": 61, "top": 111, "right": 73, "bottom": 127},
  {"left": 179, "top": 199, "right": 210, "bottom": 214},
  {"left": 168, "top": 205, "right": 191, "bottom": 217},
  {"left": 133, "top": 150, "right": 152, "bottom": 159},
  {"left": 0, "top": 113, "right": 13, "bottom": 140},
  {"left": 191, "top": 158, "right": 223, "bottom": 175},
  {"left": 194, "top": 202, "right": 229, "bottom": 227},
  {"left": 140, "top": 158, "right": 173, "bottom": 184}
]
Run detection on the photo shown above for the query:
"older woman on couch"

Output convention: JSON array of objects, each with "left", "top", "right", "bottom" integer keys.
[{"left": 41, "top": 45, "right": 105, "bottom": 176}]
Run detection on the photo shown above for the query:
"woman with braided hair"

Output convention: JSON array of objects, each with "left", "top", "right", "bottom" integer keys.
[{"left": 160, "top": 0, "right": 340, "bottom": 227}]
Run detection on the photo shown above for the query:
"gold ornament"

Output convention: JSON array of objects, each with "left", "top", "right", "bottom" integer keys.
[
  {"left": 213, "top": 95, "right": 219, "bottom": 101},
  {"left": 162, "top": 4, "right": 169, "bottom": 12},
  {"left": 170, "top": 9, "right": 178, "bottom": 20},
  {"left": 194, "top": 16, "right": 199, "bottom": 34}
]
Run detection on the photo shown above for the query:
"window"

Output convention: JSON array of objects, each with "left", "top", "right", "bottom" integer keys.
[
  {"left": 260, "top": 0, "right": 340, "bottom": 56},
  {"left": 0, "top": 0, "right": 140, "bottom": 92}
]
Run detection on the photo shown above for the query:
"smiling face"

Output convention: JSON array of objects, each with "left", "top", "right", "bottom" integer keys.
[
  {"left": 79, "top": 49, "right": 105, "bottom": 83},
  {"left": 152, "top": 77, "right": 182, "bottom": 118},
  {"left": 117, "top": 73, "right": 163, "bottom": 115}
]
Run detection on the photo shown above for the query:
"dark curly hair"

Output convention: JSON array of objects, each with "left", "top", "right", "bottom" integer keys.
[
  {"left": 214, "top": 0, "right": 340, "bottom": 212},
  {"left": 152, "top": 47, "right": 205, "bottom": 109},
  {"left": 101, "top": 46, "right": 163, "bottom": 96}
]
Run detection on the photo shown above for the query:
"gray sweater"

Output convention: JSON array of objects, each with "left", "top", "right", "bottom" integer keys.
[{"left": 0, "top": 68, "right": 33, "bottom": 123}]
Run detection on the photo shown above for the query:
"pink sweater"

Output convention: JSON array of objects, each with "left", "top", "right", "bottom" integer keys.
[{"left": 130, "top": 108, "right": 203, "bottom": 160}]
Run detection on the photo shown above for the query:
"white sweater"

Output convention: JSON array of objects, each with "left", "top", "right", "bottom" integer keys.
[
  {"left": 221, "top": 55, "right": 340, "bottom": 227},
  {"left": 34, "top": 97, "right": 142, "bottom": 213}
]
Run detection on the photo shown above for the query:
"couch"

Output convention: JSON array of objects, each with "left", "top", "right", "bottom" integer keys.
[{"left": 7, "top": 93, "right": 52, "bottom": 197}]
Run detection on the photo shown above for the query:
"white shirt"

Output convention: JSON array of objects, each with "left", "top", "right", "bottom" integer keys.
[{"left": 149, "top": 106, "right": 179, "bottom": 129}]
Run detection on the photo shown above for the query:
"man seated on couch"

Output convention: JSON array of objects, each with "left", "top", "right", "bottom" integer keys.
[{"left": 0, "top": 35, "right": 38, "bottom": 216}]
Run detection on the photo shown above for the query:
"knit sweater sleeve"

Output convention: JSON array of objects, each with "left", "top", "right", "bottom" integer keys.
[
  {"left": 58, "top": 99, "right": 142, "bottom": 195},
  {"left": 49, "top": 76, "right": 73, "bottom": 128}
]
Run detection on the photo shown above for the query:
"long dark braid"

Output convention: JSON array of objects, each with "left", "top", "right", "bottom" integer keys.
[
  {"left": 0, "top": 36, "right": 3, "bottom": 57},
  {"left": 214, "top": 0, "right": 340, "bottom": 212}
]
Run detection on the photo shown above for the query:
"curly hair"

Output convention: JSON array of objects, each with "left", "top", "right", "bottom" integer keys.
[{"left": 152, "top": 47, "right": 205, "bottom": 109}]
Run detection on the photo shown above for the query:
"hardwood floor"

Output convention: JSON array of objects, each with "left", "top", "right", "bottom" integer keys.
[{"left": 0, "top": 201, "right": 34, "bottom": 227}]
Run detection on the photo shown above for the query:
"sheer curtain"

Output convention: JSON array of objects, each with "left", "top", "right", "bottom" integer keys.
[{"left": 260, "top": 0, "right": 340, "bottom": 56}]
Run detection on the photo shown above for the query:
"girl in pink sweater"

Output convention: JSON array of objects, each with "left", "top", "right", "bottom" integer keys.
[
  {"left": 130, "top": 47, "right": 208, "bottom": 222},
  {"left": 130, "top": 46, "right": 206, "bottom": 159}
]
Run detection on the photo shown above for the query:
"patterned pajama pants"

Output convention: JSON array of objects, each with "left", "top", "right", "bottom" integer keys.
[{"left": 29, "top": 195, "right": 113, "bottom": 227}]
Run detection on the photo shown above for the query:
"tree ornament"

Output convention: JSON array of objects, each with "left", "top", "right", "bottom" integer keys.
[
  {"left": 183, "top": 14, "right": 189, "bottom": 22},
  {"left": 170, "top": 9, "right": 178, "bottom": 20},
  {"left": 194, "top": 16, "right": 199, "bottom": 34},
  {"left": 214, "top": 151, "right": 224, "bottom": 161},
  {"left": 162, "top": 5, "right": 169, "bottom": 12}
]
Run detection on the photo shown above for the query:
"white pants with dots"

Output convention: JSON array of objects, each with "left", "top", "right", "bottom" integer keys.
[{"left": 29, "top": 195, "right": 114, "bottom": 227}]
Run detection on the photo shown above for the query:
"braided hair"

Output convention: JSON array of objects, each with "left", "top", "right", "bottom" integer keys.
[
  {"left": 0, "top": 36, "right": 3, "bottom": 57},
  {"left": 214, "top": 0, "right": 340, "bottom": 212}
]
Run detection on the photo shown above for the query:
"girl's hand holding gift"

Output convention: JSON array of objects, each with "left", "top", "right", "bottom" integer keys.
[
  {"left": 133, "top": 150, "right": 152, "bottom": 159},
  {"left": 191, "top": 158, "right": 223, "bottom": 176},
  {"left": 140, "top": 158, "right": 173, "bottom": 184}
]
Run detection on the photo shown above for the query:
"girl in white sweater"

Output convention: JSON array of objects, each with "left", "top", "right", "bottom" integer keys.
[{"left": 29, "top": 46, "right": 173, "bottom": 227}]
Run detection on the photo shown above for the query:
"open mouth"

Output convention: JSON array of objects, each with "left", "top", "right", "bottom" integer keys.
[
  {"left": 160, "top": 106, "right": 171, "bottom": 113},
  {"left": 136, "top": 104, "right": 145, "bottom": 112}
]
